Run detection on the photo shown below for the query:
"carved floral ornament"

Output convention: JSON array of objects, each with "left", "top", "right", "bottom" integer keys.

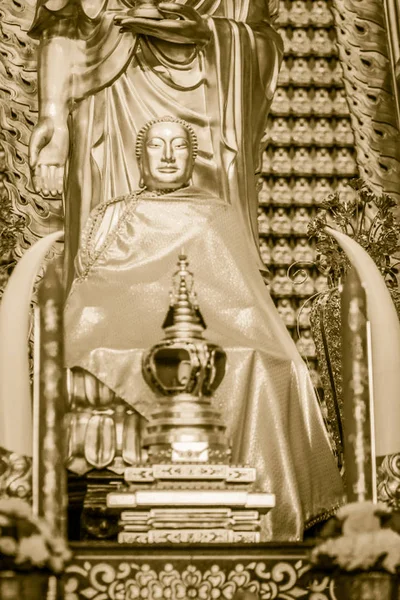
[
  {"left": 64, "top": 560, "right": 334, "bottom": 600},
  {"left": 307, "top": 179, "right": 400, "bottom": 291}
]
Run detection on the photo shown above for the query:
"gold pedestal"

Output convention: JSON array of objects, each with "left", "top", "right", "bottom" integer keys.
[
  {"left": 106, "top": 255, "right": 275, "bottom": 544},
  {"left": 142, "top": 393, "right": 230, "bottom": 464},
  {"left": 107, "top": 463, "right": 275, "bottom": 544}
]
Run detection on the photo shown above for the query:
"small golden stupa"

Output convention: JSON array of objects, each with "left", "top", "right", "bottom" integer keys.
[
  {"left": 107, "top": 254, "right": 275, "bottom": 544},
  {"left": 142, "top": 253, "right": 230, "bottom": 464}
]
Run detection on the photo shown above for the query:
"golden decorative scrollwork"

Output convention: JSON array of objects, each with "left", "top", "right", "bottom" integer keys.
[
  {"left": 331, "top": 0, "right": 400, "bottom": 207},
  {"left": 0, "top": 0, "right": 62, "bottom": 262},
  {"left": 377, "top": 453, "right": 400, "bottom": 509},
  {"left": 0, "top": 446, "right": 32, "bottom": 500},
  {"left": 64, "top": 558, "right": 334, "bottom": 600}
]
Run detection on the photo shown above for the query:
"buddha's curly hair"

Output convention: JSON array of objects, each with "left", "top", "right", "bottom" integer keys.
[{"left": 135, "top": 116, "right": 198, "bottom": 162}]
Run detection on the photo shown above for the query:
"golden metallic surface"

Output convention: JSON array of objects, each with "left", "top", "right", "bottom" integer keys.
[
  {"left": 377, "top": 453, "right": 400, "bottom": 508},
  {"left": 0, "top": 448, "right": 32, "bottom": 501},
  {"left": 127, "top": 0, "right": 164, "bottom": 20},
  {"left": 124, "top": 464, "right": 257, "bottom": 483},
  {"left": 26, "top": 0, "right": 283, "bottom": 287},
  {"left": 331, "top": 0, "right": 400, "bottom": 207},
  {"left": 64, "top": 183, "right": 344, "bottom": 540},
  {"left": 0, "top": 0, "right": 354, "bottom": 540},
  {"left": 113, "top": 464, "right": 270, "bottom": 542},
  {"left": 118, "top": 530, "right": 260, "bottom": 543},
  {"left": 64, "top": 553, "right": 332, "bottom": 600},
  {"left": 65, "top": 368, "right": 143, "bottom": 474},
  {"left": 107, "top": 444, "right": 275, "bottom": 544},
  {"left": 142, "top": 252, "right": 229, "bottom": 461}
]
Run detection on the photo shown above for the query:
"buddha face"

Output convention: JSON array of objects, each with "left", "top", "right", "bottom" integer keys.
[{"left": 140, "top": 121, "right": 193, "bottom": 191}]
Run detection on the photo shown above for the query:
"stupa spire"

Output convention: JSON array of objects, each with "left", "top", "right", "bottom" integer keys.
[{"left": 162, "top": 253, "right": 206, "bottom": 336}]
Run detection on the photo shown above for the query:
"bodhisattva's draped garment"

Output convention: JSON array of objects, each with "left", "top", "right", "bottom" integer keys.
[
  {"left": 32, "top": 0, "right": 344, "bottom": 539},
  {"left": 65, "top": 187, "right": 344, "bottom": 541},
  {"left": 31, "top": 0, "right": 283, "bottom": 286}
]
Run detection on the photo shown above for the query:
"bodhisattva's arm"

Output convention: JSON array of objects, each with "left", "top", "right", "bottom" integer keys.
[{"left": 29, "top": 32, "right": 75, "bottom": 197}]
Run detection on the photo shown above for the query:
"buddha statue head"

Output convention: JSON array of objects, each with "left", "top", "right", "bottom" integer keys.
[{"left": 136, "top": 116, "right": 198, "bottom": 192}]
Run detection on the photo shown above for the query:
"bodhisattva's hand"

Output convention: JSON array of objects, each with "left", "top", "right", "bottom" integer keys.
[
  {"left": 114, "top": 3, "right": 210, "bottom": 47},
  {"left": 29, "top": 117, "right": 69, "bottom": 197}
]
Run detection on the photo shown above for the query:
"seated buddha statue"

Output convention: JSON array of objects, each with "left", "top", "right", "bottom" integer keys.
[{"left": 64, "top": 116, "right": 344, "bottom": 541}]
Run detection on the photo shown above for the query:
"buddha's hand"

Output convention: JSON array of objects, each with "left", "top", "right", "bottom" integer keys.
[
  {"left": 29, "top": 117, "right": 69, "bottom": 197},
  {"left": 114, "top": 3, "right": 210, "bottom": 47}
]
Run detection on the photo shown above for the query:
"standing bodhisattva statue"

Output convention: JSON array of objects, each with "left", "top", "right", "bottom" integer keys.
[
  {"left": 64, "top": 116, "right": 344, "bottom": 541},
  {"left": 28, "top": 0, "right": 283, "bottom": 287}
]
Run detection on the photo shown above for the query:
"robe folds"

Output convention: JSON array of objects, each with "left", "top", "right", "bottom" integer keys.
[
  {"left": 31, "top": 0, "right": 344, "bottom": 539},
  {"left": 30, "top": 0, "right": 283, "bottom": 286},
  {"left": 64, "top": 187, "right": 345, "bottom": 541}
]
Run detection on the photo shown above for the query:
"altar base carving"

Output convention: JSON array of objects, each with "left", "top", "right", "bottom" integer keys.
[{"left": 64, "top": 542, "right": 335, "bottom": 600}]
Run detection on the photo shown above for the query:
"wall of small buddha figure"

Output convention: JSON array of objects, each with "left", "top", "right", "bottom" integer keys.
[{"left": 258, "top": 0, "right": 356, "bottom": 409}]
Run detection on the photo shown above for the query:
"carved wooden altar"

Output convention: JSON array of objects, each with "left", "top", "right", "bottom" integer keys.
[{"left": 63, "top": 542, "right": 334, "bottom": 600}]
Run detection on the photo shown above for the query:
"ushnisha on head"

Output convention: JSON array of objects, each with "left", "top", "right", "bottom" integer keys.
[{"left": 136, "top": 116, "right": 198, "bottom": 192}]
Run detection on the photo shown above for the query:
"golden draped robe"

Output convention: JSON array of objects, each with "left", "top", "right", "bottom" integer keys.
[
  {"left": 32, "top": 0, "right": 344, "bottom": 539},
  {"left": 64, "top": 187, "right": 345, "bottom": 541},
  {"left": 30, "top": 0, "right": 283, "bottom": 287}
]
